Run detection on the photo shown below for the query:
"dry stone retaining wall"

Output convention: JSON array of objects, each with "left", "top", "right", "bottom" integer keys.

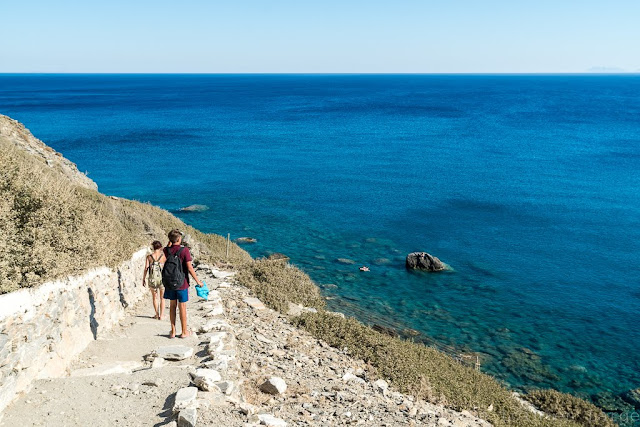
[{"left": 0, "top": 248, "right": 148, "bottom": 414}]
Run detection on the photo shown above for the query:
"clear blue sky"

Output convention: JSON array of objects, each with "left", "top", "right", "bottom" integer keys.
[{"left": 1, "top": 0, "right": 638, "bottom": 73}]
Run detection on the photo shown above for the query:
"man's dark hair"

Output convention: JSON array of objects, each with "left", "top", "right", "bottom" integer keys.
[
  {"left": 168, "top": 229, "right": 182, "bottom": 244},
  {"left": 151, "top": 240, "right": 162, "bottom": 250}
]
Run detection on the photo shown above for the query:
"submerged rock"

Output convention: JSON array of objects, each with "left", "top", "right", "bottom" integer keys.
[
  {"left": 234, "top": 237, "right": 257, "bottom": 244},
  {"left": 405, "top": 252, "right": 446, "bottom": 272},
  {"left": 179, "top": 204, "right": 209, "bottom": 212},
  {"left": 622, "top": 388, "right": 640, "bottom": 407},
  {"left": 336, "top": 258, "right": 356, "bottom": 265}
]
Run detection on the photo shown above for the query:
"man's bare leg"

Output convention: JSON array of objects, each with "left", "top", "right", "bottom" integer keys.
[
  {"left": 169, "top": 299, "right": 177, "bottom": 338},
  {"left": 178, "top": 301, "right": 190, "bottom": 338}
]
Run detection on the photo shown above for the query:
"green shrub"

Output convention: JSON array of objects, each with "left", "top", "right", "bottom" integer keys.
[
  {"left": 526, "top": 390, "right": 616, "bottom": 427},
  {"left": 236, "top": 259, "right": 325, "bottom": 313}
]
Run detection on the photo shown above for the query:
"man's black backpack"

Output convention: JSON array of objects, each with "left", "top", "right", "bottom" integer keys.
[{"left": 162, "top": 246, "right": 185, "bottom": 291}]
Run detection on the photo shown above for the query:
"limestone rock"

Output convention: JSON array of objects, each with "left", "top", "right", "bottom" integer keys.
[
  {"left": 199, "top": 319, "right": 230, "bottom": 333},
  {"left": 374, "top": 379, "right": 389, "bottom": 393},
  {"left": 215, "top": 380, "right": 234, "bottom": 395},
  {"left": 192, "top": 369, "right": 222, "bottom": 392},
  {"left": 260, "top": 377, "right": 287, "bottom": 395},
  {"left": 244, "top": 297, "right": 266, "bottom": 310},
  {"left": 178, "top": 407, "right": 198, "bottom": 427},
  {"left": 342, "top": 372, "right": 365, "bottom": 385},
  {"left": 173, "top": 386, "right": 198, "bottom": 413},
  {"left": 205, "top": 305, "right": 224, "bottom": 317},
  {"left": 258, "top": 413, "right": 287, "bottom": 427},
  {"left": 405, "top": 252, "right": 446, "bottom": 272},
  {"left": 287, "top": 302, "right": 318, "bottom": 317},
  {"left": 151, "top": 357, "right": 165, "bottom": 369},
  {"left": 156, "top": 345, "right": 194, "bottom": 361}
]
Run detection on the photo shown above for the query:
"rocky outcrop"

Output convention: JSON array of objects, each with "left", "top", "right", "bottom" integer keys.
[
  {"left": 405, "top": 252, "right": 446, "bottom": 272},
  {"left": 234, "top": 237, "right": 257, "bottom": 244},
  {"left": 0, "top": 114, "right": 97, "bottom": 191}
]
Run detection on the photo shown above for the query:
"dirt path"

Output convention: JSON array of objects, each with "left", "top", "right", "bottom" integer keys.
[
  {"left": 1, "top": 265, "right": 491, "bottom": 427},
  {"left": 0, "top": 268, "right": 245, "bottom": 427}
]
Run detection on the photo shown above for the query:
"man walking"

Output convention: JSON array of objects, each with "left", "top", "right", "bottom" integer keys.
[{"left": 163, "top": 229, "right": 203, "bottom": 338}]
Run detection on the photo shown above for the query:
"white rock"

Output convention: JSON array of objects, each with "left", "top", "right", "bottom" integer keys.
[
  {"left": 208, "top": 332, "right": 227, "bottom": 344},
  {"left": 199, "top": 319, "right": 230, "bottom": 333},
  {"left": 255, "top": 333, "right": 274, "bottom": 344},
  {"left": 215, "top": 380, "right": 234, "bottom": 395},
  {"left": 156, "top": 345, "right": 194, "bottom": 361},
  {"left": 70, "top": 361, "right": 143, "bottom": 377},
  {"left": 151, "top": 357, "right": 165, "bottom": 369},
  {"left": 244, "top": 297, "right": 266, "bottom": 310},
  {"left": 239, "top": 402, "right": 257, "bottom": 415},
  {"left": 178, "top": 407, "right": 197, "bottom": 427},
  {"left": 342, "top": 373, "right": 365, "bottom": 384},
  {"left": 203, "top": 359, "right": 228, "bottom": 371},
  {"left": 207, "top": 340, "right": 224, "bottom": 356},
  {"left": 287, "top": 302, "right": 318, "bottom": 316},
  {"left": 260, "top": 377, "right": 287, "bottom": 395},
  {"left": 193, "top": 369, "right": 222, "bottom": 391},
  {"left": 173, "top": 387, "right": 198, "bottom": 413},
  {"left": 205, "top": 305, "right": 224, "bottom": 317},
  {"left": 217, "top": 281, "right": 231, "bottom": 288},
  {"left": 373, "top": 379, "right": 388, "bottom": 393},
  {"left": 258, "top": 414, "right": 287, "bottom": 427},
  {"left": 210, "top": 270, "right": 235, "bottom": 279}
]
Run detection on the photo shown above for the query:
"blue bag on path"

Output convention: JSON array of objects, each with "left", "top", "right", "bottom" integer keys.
[{"left": 196, "top": 281, "right": 209, "bottom": 301}]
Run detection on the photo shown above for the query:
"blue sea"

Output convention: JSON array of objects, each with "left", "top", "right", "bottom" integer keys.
[{"left": 1, "top": 74, "right": 639, "bottom": 409}]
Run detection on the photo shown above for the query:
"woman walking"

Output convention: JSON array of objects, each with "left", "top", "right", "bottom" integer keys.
[{"left": 142, "top": 240, "right": 166, "bottom": 320}]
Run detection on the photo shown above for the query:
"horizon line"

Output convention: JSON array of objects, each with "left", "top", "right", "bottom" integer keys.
[{"left": 1, "top": 72, "right": 639, "bottom": 76}]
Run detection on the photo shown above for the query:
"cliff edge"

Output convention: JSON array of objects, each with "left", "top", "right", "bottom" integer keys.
[{"left": 0, "top": 114, "right": 97, "bottom": 191}]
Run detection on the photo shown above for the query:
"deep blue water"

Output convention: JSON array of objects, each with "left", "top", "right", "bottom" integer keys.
[{"left": 2, "top": 74, "right": 639, "bottom": 407}]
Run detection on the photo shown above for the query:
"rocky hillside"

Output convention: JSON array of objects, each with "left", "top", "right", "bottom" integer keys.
[
  {"left": 0, "top": 115, "right": 97, "bottom": 190},
  {"left": 0, "top": 115, "right": 250, "bottom": 294}
]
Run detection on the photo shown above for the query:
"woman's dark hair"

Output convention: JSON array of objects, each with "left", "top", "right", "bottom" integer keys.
[{"left": 151, "top": 240, "right": 163, "bottom": 250}]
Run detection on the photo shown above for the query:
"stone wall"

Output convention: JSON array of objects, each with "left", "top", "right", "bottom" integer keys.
[{"left": 0, "top": 248, "right": 148, "bottom": 414}]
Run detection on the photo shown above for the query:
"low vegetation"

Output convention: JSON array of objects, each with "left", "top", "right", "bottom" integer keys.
[
  {"left": 236, "top": 258, "right": 325, "bottom": 313},
  {"left": 0, "top": 136, "right": 250, "bottom": 294},
  {"left": 526, "top": 390, "right": 616, "bottom": 427},
  {"left": 237, "top": 258, "right": 612, "bottom": 427}
]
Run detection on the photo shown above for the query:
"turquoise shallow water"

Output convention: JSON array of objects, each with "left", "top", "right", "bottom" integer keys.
[{"left": 1, "top": 74, "right": 639, "bottom": 409}]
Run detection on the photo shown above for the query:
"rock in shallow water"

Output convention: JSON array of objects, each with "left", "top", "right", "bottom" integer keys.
[
  {"left": 179, "top": 204, "right": 209, "bottom": 212},
  {"left": 405, "top": 252, "right": 446, "bottom": 272}
]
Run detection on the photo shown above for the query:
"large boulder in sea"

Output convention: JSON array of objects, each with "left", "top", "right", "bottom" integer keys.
[{"left": 405, "top": 252, "right": 446, "bottom": 272}]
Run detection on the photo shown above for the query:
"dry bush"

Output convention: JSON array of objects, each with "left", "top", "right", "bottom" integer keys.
[
  {"left": 291, "top": 312, "right": 583, "bottom": 427},
  {"left": 526, "top": 390, "right": 616, "bottom": 427},
  {"left": 0, "top": 137, "right": 250, "bottom": 294},
  {"left": 236, "top": 259, "right": 325, "bottom": 313}
]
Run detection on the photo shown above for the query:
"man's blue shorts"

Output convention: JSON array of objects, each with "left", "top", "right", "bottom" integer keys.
[{"left": 164, "top": 288, "right": 189, "bottom": 302}]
